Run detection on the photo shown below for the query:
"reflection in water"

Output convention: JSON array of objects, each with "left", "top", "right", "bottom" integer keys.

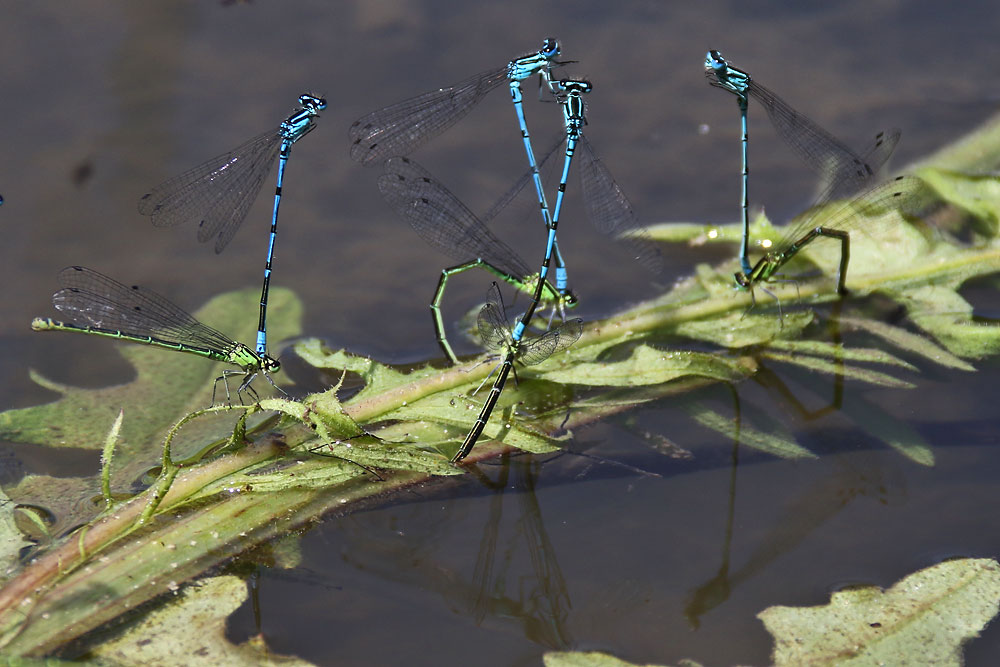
[
  {"left": 684, "top": 382, "right": 741, "bottom": 629},
  {"left": 754, "top": 300, "right": 846, "bottom": 420},
  {"left": 685, "top": 451, "right": 906, "bottom": 626},
  {"left": 335, "top": 453, "right": 574, "bottom": 649},
  {"left": 684, "top": 347, "right": 908, "bottom": 627},
  {"left": 467, "top": 454, "right": 572, "bottom": 649}
]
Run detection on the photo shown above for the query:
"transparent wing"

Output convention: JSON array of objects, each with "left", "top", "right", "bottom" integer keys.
[
  {"left": 480, "top": 132, "right": 565, "bottom": 225},
  {"left": 52, "top": 266, "right": 237, "bottom": 354},
  {"left": 578, "top": 137, "right": 664, "bottom": 275},
  {"left": 138, "top": 129, "right": 282, "bottom": 253},
  {"left": 749, "top": 79, "right": 900, "bottom": 198},
  {"left": 349, "top": 66, "right": 508, "bottom": 166},
  {"left": 779, "top": 175, "right": 933, "bottom": 251},
  {"left": 378, "top": 157, "right": 532, "bottom": 278},
  {"left": 476, "top": 283, "right": 512, "bottom": 353},
  {"left": 518, "top": 317, "right": 583, "bottom": 366}
]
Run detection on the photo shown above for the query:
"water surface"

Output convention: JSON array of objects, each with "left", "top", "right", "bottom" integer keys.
[{"left": 1, "top": 1, "right": 999, "bottom": 664}]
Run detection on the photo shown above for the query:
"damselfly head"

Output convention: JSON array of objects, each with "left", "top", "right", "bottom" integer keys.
[
  {"left": 705, "top": 50, "right": 726, "bottom": 71},
  {"left": 734, "top": 271, "right": 752, "bottom": 289},
  {"left": 261, "top": 354, "right": 281, "bottom": 373},
  {"left": 704, "top": 50, "right": 750, "bottom": 94},
  {"left": 563, "top": 290, "right": 580, "bottom": 308},
  {"left": 299, "top": 93, "right": 327, "bottom": 112},
  {"left": 555, "top": 79, "right": 592, "bottom": 95},
  {"left": 540, "top": 38, "right": 560, "bottom": 59}
]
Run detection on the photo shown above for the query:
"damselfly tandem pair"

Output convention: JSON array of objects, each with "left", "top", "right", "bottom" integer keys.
[
  {"left": 365, "top": 59, "right": 661, "bottom": 457},
  {"left": 35, "top": 93, "right": 326, "bottom": 402},
  {"left": 704, "top": 50, "right": 928, "bottom": 303}
]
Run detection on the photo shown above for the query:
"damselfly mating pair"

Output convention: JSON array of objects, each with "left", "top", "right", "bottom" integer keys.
[
  {"left": 361, "top": 40, "right": 660, "bottom": 459},
  {"left": 35, "top": 92, "right": 327, "bottom": 403},
  {"left": 704, "top": 49, "right": 928, "bottom": 308}
]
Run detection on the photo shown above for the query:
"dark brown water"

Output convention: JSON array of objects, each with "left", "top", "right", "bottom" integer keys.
[{"left": 2, "top": 1, "right": 1000, "bottom": 664}]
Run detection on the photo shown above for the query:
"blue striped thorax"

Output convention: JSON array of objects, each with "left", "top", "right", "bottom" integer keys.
[
  {"left": 554, "top": 79, "right": 591, "bottom": 136},
  {"left": 280, "top": 93, "right": 327, "bottom": 142},
  {"left": 507, "top": 38, "right": 561, "bottom": 81},
  {"left": 705, "top": 50, "right": 750, "bottom": 100}
]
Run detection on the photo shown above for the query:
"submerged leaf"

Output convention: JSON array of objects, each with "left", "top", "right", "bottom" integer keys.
[
  {"left": 683, "top": 403, "right": 816, "bottom": 459},
  {"left": 840, "top": 316, "right": 976, "bottom": 371},
  {"left": 92, "top": 575, "right": 315, "bottom": 666},
  {"left": 0, "top": 488, "right": 29, "bottom": 584},
  {"left": 758, "top": 558, "right": 1000, "bottom": 666},
  {"left": 760, "top": 351, "right": 916, "bottom": 389},
  {"left": 766, "top": 339, "right": 917, "bottom": 370},
  {"left": 838, "top": 394, "right": 935, "bottom": 466},
  {"left": 7, "top": 475, "right": 99, "bottom": 542}
]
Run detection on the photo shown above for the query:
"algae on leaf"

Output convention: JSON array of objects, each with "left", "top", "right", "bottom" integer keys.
[
  {"left": 894, "top": 285, "right": 1000, "bottom": 358},
  {"left": 544, "top": 650, "right": 694, "bottom": 667},
  {"left": 0, "top": 488, "right": 29, "bottom": 585},
  {"left": 92, "top": 575, "right": 316, "bottom": 666},
  {"left": 758, "top": 558, "right": 1000, "bottom": 666}
]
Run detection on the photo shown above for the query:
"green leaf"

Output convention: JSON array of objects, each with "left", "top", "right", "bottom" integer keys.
[
  {"left": 544, "top": 650, "right": 695, "bottom": 667},
  {"left": 917, "top": 167, "right": 1000, "bottom": 236},
  {"left": 317, "top": 440, "right": 459, "bottom": 475},
  {"left": 645, "top": 219, "right": 741, "bottom": 244},
  {"left": 676, "top": 311, "right": 814, "bottom": 348},
  {"left": 293, "top": 339, "right": 440, "bottom": 401},
  {"left": 840, "top": 316, "right": 976, "bottom": 371},
  {"left": 91, "top": 575, "right": 316, "bottom": 666},
  {"left": 0, "top": 287, "right": 302, "bottom": 455},
  {"left": 758, "top": 558, "right": 1000, "bottom": 665},
  {"left": 645, "top": 209, "right": 778, "bottom": 250},
  {"left": 683, "top": 403, "right": 816, "bottom": 459},
  {"left": 211, "top": 454, "right": 371, "bottom": 494},
  {"left": 380, "top": 386, "right": 562, "bottom": 456},
  {"left": 801, "top": 201, "right": 936, "bottom": 286},
  {"left": 6, "top": 118, "right": 1000, "bottom": 658},
  {"left": 0, "top": 487, "right": 29, "bottom": 585},
  {"left": 894, "top": 285, "right": 1000, "bottom": 358},
  {"left": 766, "top": 339, "right": 918, "bottom": 370},
  {"left": 760, "top": 351, "right": 917, "bottom": 389},
  {"left": 100, "top": 409, "right": 124, "bottom": 509},
  {"left": 541, "top": 345, "right": 749, "bottom": 386}
]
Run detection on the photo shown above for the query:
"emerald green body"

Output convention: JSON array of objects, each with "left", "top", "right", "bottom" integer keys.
[
  {"left": 734, "top": 226, "right": 850, "bottom": 296},
  {"left": 431, "top": 263, "right": 567, "bottom": 364},
  {"left": 30, "top": 317, "right": 279, "bottom": 401}
]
